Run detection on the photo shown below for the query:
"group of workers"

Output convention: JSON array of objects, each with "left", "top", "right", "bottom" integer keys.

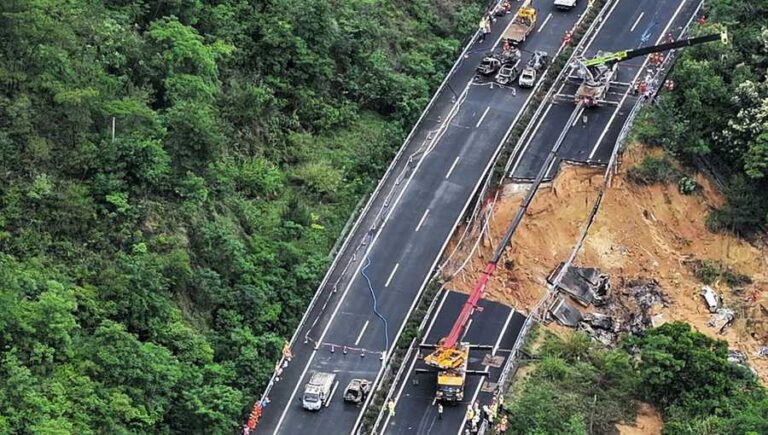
[
  {"left": 462, "top": 397, "right": 502, "bottom": 434},
  {"left": 478, "top": 0, "right": 514, "bottom": 42}
]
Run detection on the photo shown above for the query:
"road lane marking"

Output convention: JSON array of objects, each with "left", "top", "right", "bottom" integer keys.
[
  {"left": 355, "top": 320, "right": 370, "bottom": 346},
  {"left": 384, "top": 263, "right": 399, "bottom": 288},
  {"left": 475, "top": 106, "right": 491, "bottom": 128},
  {"left": 572, "top": 105, "right": 585, "bottom": 127},
  {"left": 631, "top": 12, "right": 645, "bottom": 32},
  {"left": 538, "top": 13, "right": 553, "bottom": 33},
  {"left": 493, "top": 310, "right": 515, "bottom": 355},
  {"left": 508, "top": 103, "right": 553, "bottom": 176},
  {"left": 588, "top": 0, "right": 689, "bottom": 161},
  {"left": 423, "top": 290, "right": 450, "bottom": 340},
  {"left": 445, "top": 156, "right": 460, "bottom": 179},
  {"left": 415, "top": 209, "right": 430, "bottom": 232},
  {"left": 327, "top": 380, "right": 339, "bottom": 407}
]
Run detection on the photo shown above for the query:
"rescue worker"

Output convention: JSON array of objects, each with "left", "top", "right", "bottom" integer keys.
[
  {"left": 388, "top": 399, "right": 396, "bottom": 417},
  {"left": 437, "top": 403, "right": 443, "bottom": 419},
  {"left": 478, "top": 15, "right": 491, "bottom": 43}
]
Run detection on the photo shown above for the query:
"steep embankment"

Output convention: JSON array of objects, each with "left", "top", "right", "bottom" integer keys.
[{"left": 445, "top": 143, "right": 768, "bottom": 381}]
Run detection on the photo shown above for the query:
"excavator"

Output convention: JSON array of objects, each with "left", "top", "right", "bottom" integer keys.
[{"left": 567, "top": 30, "right": 728, "bottom": 107}]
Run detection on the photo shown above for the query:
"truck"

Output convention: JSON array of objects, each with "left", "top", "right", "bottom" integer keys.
[
  {"left": 433, "top": 343, "right": 470, "bottom": 402},
  {"left": 302, "top": 372, "right": 337, "bottom": 411},
  {"left": 502, "top": 5, "right": 537, "bottom": 45},
  {"left": 554, "top": 0, "right": 578, "bottom": 10}
]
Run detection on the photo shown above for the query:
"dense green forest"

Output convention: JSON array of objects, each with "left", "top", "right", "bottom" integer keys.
[
  {"left": 635, "top": 0, "right": 768, "bottom": 234},
  {"left": 504, "top": 323, "right": 768, "bottom": 435},
  {"left": 0, "top": 0, "right": 485, "bottom": 432}
]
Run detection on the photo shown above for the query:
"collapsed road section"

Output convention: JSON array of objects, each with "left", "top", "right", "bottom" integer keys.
[{"left": 247, "top": 1, "right": 588, "bottom": 434}]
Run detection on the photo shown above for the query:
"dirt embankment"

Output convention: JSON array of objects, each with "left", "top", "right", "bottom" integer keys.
[{"left": 443, "top": 144, "right": 768, "bottom": 382}]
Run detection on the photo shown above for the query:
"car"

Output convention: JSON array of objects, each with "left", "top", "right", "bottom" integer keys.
[
  {"left": 518, "top": 67, "right": 536, "bottom": 88},
  {"left": 477, "top": 56, "right": 502, "bottom": 76},
  {"left": 554, "top": 0, "right": 577, "bottom": 10},
  {"left": 495, "top": 62, "right": 520, "bottom": 85}
]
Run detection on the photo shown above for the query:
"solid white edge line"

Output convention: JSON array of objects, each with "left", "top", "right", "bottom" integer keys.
[
  {"left": 630, "top": 11, "right": 645, "bottom": 32},
  {"left": 415, "top": 209, "right": 430, "bottom": 232},
  {"left": 445, "top": 156, "right": 461, "bottom": 179},
  {"left": 327, "top": 380, "right": 339, "bottom": 408},
  {"left": 493, "top": 309, "right": 516, "bottom": 355},
  {"left": 355, "top": 320, "right": 370, "bottom": 346},
  {"left": 384, "top": 263, "right": 400, "bottom": 288},
  {"left": 476, "top": 106, "right": 491, "bottom": 128}
]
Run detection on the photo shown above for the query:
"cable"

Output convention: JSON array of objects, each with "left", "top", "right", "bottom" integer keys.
[{"left": 360, "top": 257, "right": 390, "bottom": 351}]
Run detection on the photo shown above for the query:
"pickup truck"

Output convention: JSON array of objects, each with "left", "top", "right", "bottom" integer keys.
[
  {"left": 554, "top": 0, "right": 578, "bottom": 10},
  {"left": 302, "top": 372, "right": 337, "bottom": 411},
  {"left": 503, "top": 6, "right": 537, "bottom": 45}
]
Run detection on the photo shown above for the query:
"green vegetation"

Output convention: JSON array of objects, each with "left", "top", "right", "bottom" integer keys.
[
  {"left": 633, "top": 0, "right": 768, "bottom": 234},
  {"left": 627, "top": 155, "right": 681, "bottom": 185},
  {"left": 0, "top": 0, "right": 484, "bottom": 432},
  {"left": 504, "top": 323, "right": 768, "bottom": 435},
  {"left": 685, "top": 258, "right": 752, "bottom": 288}
]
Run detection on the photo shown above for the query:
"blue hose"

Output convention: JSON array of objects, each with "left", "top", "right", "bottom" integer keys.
[{"left": 360, "top": 257, "right": 390, "bottom": 351}]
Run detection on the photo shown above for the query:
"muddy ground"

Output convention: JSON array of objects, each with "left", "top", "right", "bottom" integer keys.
[{"left": 443, "top": 143, "right": 768, "bottom": 382}]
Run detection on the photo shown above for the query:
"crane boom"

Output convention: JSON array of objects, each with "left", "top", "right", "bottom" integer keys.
[{"left": 583, "top": 31, "right": 727, "bottom": 67}]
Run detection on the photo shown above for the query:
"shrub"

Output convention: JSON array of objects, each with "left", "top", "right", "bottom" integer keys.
[{"left": 627, "top": 156, "right": 680, "bottom": 185}]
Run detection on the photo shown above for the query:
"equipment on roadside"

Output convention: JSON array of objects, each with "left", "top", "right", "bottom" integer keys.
[
  {"left": 342, "top": 379, "right": 371, "bottom": 404},
  {"left": 302, "top": 372, "right": 337, "bottom": 411},
  {"left": 564, "top": 30, "right": 727, "bottom": 107},
  {"left": 503, "top": 3, "right": 537, "bottom": 45}
]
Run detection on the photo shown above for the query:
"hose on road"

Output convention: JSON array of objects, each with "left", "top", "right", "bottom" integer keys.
[{"left": 361, "top": 257, "right": 390, "bottom": 351}]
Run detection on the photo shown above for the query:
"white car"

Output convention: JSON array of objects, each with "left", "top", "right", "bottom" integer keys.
[
  {"left": 518, "top": 67, "right": 536, "bottom": 88},
  {"left": 554, "top": 0, "right": 577, "bottom": 10}
]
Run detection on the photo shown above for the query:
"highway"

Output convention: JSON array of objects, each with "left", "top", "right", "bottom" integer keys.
[
  {"left": 254, "top": 2, "right": 587, "bottom": 434},
  {"left": 509, "top": 0, "right": 702, "bottom": 181},
  {"left": 380, "top": 290, "right": 525, "bottom": 435},
  {"left": 373, "top": 1, "right": 706, "bottom": 434}
]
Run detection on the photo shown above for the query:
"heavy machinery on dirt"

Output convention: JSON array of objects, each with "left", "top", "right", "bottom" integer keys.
[
  {"left": 503, "top": 3, "right": 537, "bottom": 45},
  {"left": 568, "top": 31, "right": 727, "bottom": 107}
]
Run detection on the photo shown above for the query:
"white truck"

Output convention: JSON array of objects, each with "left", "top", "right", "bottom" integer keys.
[
  {"left": 554, "top": 0, "right": 577, "bottom": 10},
  {"left": 302, "top": 372, "right": 337, "bottom": 411}
]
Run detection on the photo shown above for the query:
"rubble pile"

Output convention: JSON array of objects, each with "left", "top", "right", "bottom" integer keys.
[{"left": 581, "top": 278, "right": 670, "bottom": 347}]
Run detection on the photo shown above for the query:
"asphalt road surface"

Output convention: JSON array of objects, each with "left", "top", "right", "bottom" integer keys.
[
  {"left": 255, "top": 3, "right": 587, "bottom": 434},
  {"left": 380, "top": 290, "right": 525, "bottom": 435},
  {"left": 509, "top": 0, "right": 702, "bottom": 181}
]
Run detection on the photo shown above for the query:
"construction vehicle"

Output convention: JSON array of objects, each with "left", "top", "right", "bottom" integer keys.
[
  {"left": 554, "top": 0, "right": 578, "bottom": 10},
  {"left": 434, "top": 343, "right": 470, "bottom": 402},
  {"left": 569, "top": 31, "right": 727, "bottom": 107},
  {"left": 503, "top": 3, "right": 537, "bottom": 45},
  {"left": 302, "top": 372, "right": 336, "bottom": 411},
  {"left": 342, "top": 378, "right": 371, "bottom": 404}
]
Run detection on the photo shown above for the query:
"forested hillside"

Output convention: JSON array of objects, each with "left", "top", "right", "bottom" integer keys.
[
  {"left": 635, "top": 0, "right": 768, "bottom": 234},
  {"left": 0, "top": 0, "right": 484, "bottom": 432}
]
